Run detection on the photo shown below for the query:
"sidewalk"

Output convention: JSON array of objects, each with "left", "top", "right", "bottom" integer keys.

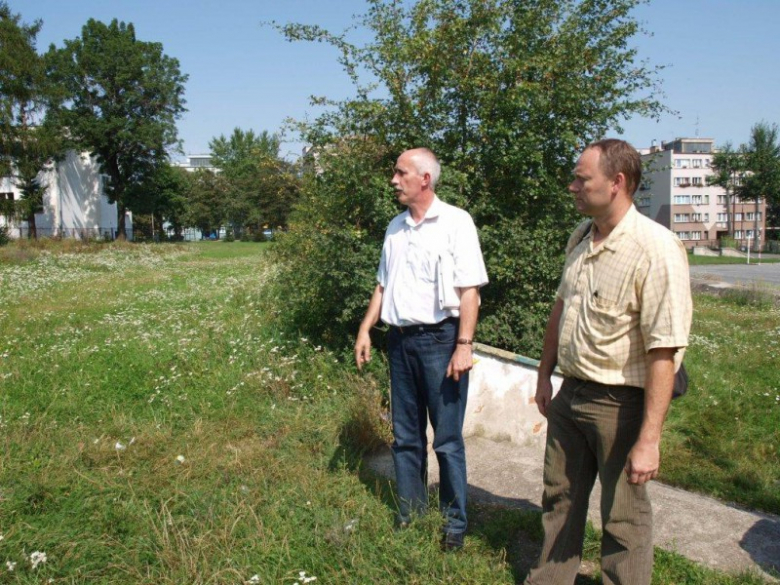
[{"left": 366, "top": 436, "right": 780, "bottom": 581}]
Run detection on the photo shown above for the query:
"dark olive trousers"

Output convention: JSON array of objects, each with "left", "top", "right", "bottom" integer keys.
[{"left": 525, "top": 377, "right": 653, "bottom": 585}]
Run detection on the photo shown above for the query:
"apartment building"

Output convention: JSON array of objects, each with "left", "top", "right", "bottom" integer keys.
[
  {"left": 637, "top": 138, "right": 766, "bottom": 250},
  {"left": 0, "top": 150, "right": 128, "bottom": 240},
  {"left": 171, "top": 154, "right": 216, "bottom": 172}
]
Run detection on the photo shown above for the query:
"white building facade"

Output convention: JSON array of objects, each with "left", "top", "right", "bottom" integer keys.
[
  {"left": 638, "top": 138, "right": 766, "bottom": 250},
  {"left": 0, "top": 151, "right": 130, "bottom": 240}
]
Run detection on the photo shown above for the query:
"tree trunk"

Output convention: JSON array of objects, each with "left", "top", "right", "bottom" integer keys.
[
  {"left": 117, "top": 202, "right": 127, "bottom": 240},
  {"left": 26, "top": 211, "right": 37, "bottom": 240}
]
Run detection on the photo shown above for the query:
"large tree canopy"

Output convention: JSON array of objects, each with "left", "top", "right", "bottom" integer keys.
[
  {"left": 740, "top": 122, "right": 780, "bottom": 246},
  {"left": 0, "top": 2, "right": 64, "bottom": 238},
  {"left": 46, "top": 18, "right": 187, "bottom": 238},
  {"left": 269, "top": 0, "right": 668, "bottom": 354}
]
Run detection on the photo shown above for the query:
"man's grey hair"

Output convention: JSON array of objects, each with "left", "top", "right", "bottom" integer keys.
[{"left": 408, "top": 148, "right": 441, "bottom": 190}]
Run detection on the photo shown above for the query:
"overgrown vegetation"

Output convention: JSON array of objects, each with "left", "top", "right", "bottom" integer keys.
[
  {"left": 269, "top": 0, "right": 669, "bottom": 356},
  {"left": 662, "top": 293, "right": 780, "bottom": 514},
  {"left": 0, "top": 241, "right": 774, "bottom": 583}
]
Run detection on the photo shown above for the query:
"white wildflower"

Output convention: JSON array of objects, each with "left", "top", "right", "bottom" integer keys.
[
  {"left": 6, "top": 560, "right": 16, "bottom": 571},
  {"left": 115, "top": 441, "right": 126, "bottom": 451},
  {"left": 176, "top": 455, "right": 186, "bottom": 464},
  {"left": 30, "top": 551, "right": 47, "bottom": 569},
  {"left": 246, "top": 575, "right": 260, "bottom": 584}
]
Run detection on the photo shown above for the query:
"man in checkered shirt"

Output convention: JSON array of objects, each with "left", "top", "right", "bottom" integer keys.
[{"left": 525, "top": 139, "right": 692, "bottom": 585}]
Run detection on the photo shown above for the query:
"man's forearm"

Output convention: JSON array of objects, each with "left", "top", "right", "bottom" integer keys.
[
  {"left": 638, "top": 347, "right": 676, "bottom": 444},
  {"left": 456, "top": 286, "right": 480, "bottom": 340},
  {"left": 358, "top": 284, "right": 384, "bottom": 334},
  {"left": 538, "top": 298, "right": 564, "bottom": 380}
]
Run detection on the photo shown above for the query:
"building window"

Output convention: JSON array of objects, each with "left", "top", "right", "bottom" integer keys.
[
  {"left": 718, "top": 195, "right": 727, "bottom": 205},
  {"left": 690, "top": 231, "right": 701, "bottom": 240},
  {"left": 692, "top": 159, "right": 703, "bottom": 168},
  {"left": 674, "top": 177, "right": 692, "bottom": 187},
  {"left": 0, "top": 192, "right": 13, "bottom": 201},
  {"left": 734, "top": 213, "right": 743, "bottom": 221},
  {"left": 704, "top": 213, "right": 709, "bottom": 222},
  {"left": 677, "top": 231, "right": 690, "bottom": 240},
  {"left": 691, "top": 213, "right": 702, "bottom": 222},
  {"left": 674, "top": 195, "right": 691, "bottom": 205},
  {"left": 675, "top": 159, "right": 691, "bottom": 169},
  {"left": 717, "top": 213, "right": 728, "bottom": 222},
  {"left": 691, "top": 177, "right": 703, "bottom": 186}
]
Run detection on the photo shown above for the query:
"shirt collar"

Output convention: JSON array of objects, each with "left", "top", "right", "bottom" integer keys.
[
  {"left": 404, "top": 195, "right": 443, "bottom": 227},
  {"left": 597, "top": 204, "right": 637, "bottom": 252}
]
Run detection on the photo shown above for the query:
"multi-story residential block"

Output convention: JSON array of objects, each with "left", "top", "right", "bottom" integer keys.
[
  {"left": 0, "top": 150, "right": 130, "bottom": 240},
  {"left": 637, "top": 138, "right": 766, "bottom": 250}
]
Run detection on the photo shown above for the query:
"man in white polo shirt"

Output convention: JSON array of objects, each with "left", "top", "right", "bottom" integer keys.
[{"left": 355, "top": 147, "right": 488, "bottom": 551}]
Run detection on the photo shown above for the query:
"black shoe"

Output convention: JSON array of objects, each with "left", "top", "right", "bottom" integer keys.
[
  {"left": 441, "top": 531, "right": 464, "bottom": 552},
  {"left": 394, "top": 520, "right": 410, "bottom": 532}
]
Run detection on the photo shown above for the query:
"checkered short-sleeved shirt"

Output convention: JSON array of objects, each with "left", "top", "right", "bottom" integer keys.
[{"left": 556, "top": 205, "right": 692, "bottom": 388}]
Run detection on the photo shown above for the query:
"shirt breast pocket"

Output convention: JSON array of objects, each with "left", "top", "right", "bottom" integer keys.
[
  {"left": 587, "top": 295, "right": 630, "bottom": 343},
  {"left": 407, "top": 246, "right": 437, "bottom": 283}
]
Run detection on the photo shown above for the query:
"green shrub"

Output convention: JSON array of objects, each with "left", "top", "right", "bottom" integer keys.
[{"left": 0, "top": 225, "right": 9, "bottom": 247}]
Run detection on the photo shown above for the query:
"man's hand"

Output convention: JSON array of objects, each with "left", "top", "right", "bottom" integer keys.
[
  {"left": 624, "top": 439, "right": 660, "bottom": 485},
  {"left": 355, "top": 330, "right": 372, "bottom": 371},
  {"left": 534, "top": 378, "right": 554, "bottom": 418},
  {"left": 446, "top": 344, "right": 473, "bottom": 381}
]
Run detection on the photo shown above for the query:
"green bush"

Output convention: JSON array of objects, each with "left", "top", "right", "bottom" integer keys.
[
  {"left": 265, "top": 140, "right": 397, "bottom": 348},
  {"left": 0, "top": 225, "right": 9, "bottom": 247}
]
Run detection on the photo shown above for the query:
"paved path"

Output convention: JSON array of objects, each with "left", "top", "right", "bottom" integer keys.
[
  {"left": 366, "top": 436, "right": 780, "bottom": 581},
  {"left": 690, "top": 262, "right": 780, "bottom": 288}
]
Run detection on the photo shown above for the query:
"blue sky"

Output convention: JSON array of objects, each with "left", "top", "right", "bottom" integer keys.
[{"left": 18, "top": 0, "right": 780, "bottom": 160}]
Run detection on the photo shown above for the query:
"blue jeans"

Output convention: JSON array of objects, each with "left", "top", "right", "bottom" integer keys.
[{"left": 387, "top": 318, "right": 468, "bottom": 534}]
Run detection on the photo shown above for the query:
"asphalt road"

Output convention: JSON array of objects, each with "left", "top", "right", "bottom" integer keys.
[{"left": 690, "top": 261, "right": 780, "bottom": 288}]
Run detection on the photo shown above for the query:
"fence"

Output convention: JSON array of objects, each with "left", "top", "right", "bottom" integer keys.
[
  {"left": 693, "top": 238, "right": 779, "bottom": 254},
  {"left": 3, "top": 226, "right": 128, "bottom": 241}
]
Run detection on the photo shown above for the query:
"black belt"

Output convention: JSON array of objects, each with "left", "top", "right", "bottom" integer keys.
[
  {"left": 564, "top": 376, "right": 643, "bottom": 393},
  {"left": 389, "top": 317, "right": 458, "bottom": 335}
]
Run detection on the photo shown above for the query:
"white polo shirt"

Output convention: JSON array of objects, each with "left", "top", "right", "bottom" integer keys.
[{"left": 377, "top": 196, "right": 488, "bottom": 327}]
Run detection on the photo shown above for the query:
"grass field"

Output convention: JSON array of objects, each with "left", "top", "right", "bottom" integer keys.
[
  {"left": 662, "top": 292, "right": 780, "bottom": 514},
  {"left": 688, "top": 254, "right": 780, "bottom": 265},
  {"left": 0, "top": 241, "right": 774, "bottom": 584}
]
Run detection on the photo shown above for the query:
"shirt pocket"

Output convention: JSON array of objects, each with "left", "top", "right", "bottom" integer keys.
[
  {"left": 585, "top": 295, "right": 631, "bottom": 344},
  {"left": 406, "top": 245, "right": 437, "bottom": 283}
]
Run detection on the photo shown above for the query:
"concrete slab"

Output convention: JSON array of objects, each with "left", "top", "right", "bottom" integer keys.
[{"left": 366, "top": 436, "right": 780, "bottom": 581}]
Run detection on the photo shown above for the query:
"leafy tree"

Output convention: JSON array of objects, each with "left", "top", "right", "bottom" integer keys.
[
  {"left": 180, "top": 169, "right": 227, "bottom": 239},
  {"left": 740, "top": 122, "right": 780, "bottom": 246},
  {"left": 209, "top": 128, "right": 299, "bottom": 237},
  {"left": 708, "top": 142, "right": 744, "bottom": 239},
  {"left": 126, "top": 163, "right": 189, "bottom": 240},
  {"left": 46, "top": 18, "right": 187, "bottom": 239},
  {"left": 270, "top": 0, "right": 668, "bottom": 355},
  {"left": 0, "top": 2, "right": 42, "bottom": 173},
  {"left": 0, "top": 3, "right": 64, "bottom": 238}
]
